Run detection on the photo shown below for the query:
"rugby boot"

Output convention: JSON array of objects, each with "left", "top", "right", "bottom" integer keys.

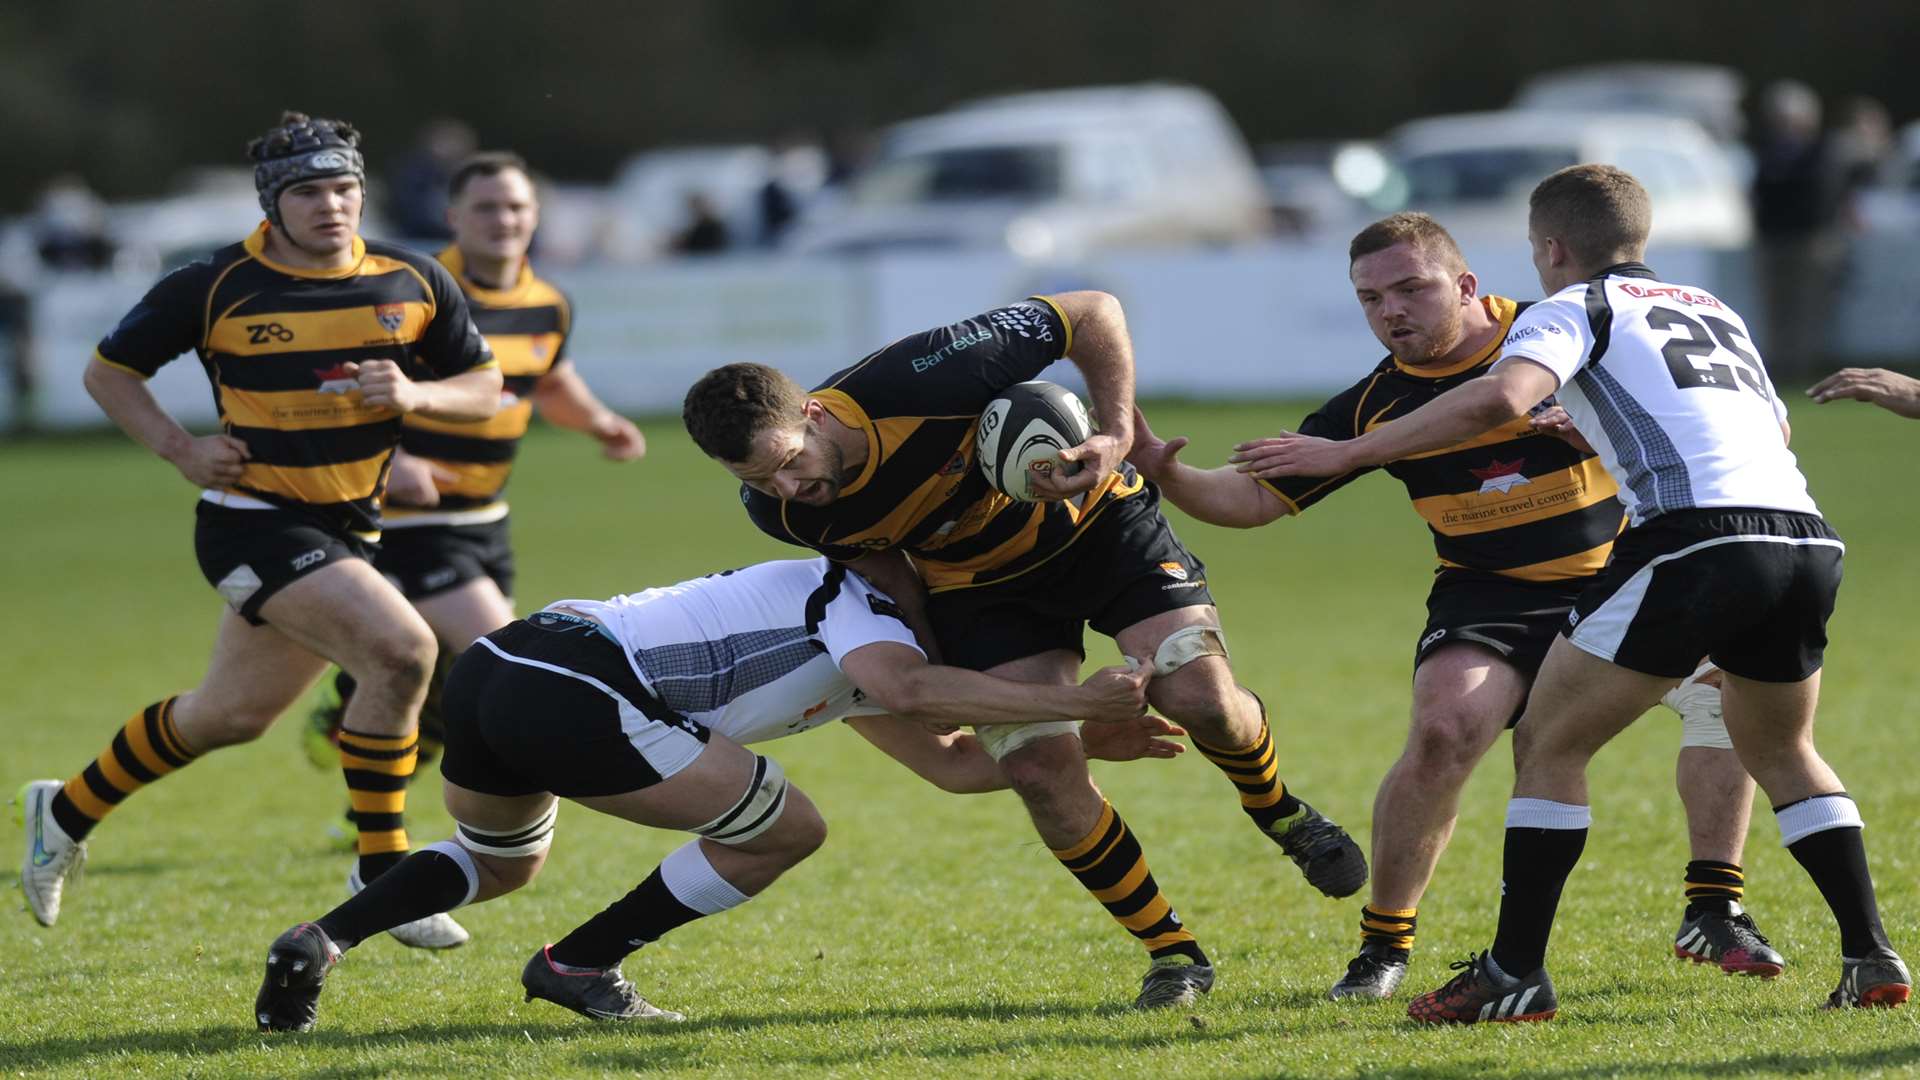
[
  {"left": 1823, "top": 949, "right": 1911, "bottom": 1010},
  {"left": 1673, "top": 902, "right": 1785, "bottom": 977},
  {"left": 1329, "top": 939, "right": 1409, "bottom": 1001},
  {"left": 346, "top": 866, "right": 469, "bottom": 949},
  {"left": 1133, "top": 954, "right": 1216, "bottom": 1010},
  {"left": 256, "top": 922, "right": 341, "bottom": 1032},
  {"left": 521, "top": 945, "right": 684, "bottom": 1022},
  {"left": 14, "top": 780, "right": 85, "bottom": 927},
  {"left": 1269, "top": 802, "right": 1368, "bottom": 898},
  {"left": 1407, "top": 952, "right": 1557, "bottom": 1024}
]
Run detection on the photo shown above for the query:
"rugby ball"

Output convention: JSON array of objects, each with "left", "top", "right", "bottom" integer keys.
[{"left": 977, "top": 380, "right": 1094, "bottom": 501}]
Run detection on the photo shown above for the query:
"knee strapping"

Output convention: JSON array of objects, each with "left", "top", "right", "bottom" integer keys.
[
  {"left": 1665, "top": 680, "right": 1733, "bottom": 751},
  {"left": 455, "top": 801, "right": 557, "bottom": 858},
  {"left": 1151, "top": 625, "right": 1229, "bottom": 677},
  {"left": 695, "top": 754, "right": 788, "bottom": 845}
]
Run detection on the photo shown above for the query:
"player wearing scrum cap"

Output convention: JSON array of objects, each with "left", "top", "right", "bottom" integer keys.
[
  {"left": 14, "top": 111, "right": 501, "bottom": 950},
  {"left": 1242, "top": 164, "right": 1907, "bottom": 1020},
  {"left": 684, "top": 296, "right": 1368, "bottom": 1011},
  {"left": 254, "top": 557, "right": 1183, "bottom": 1029}
]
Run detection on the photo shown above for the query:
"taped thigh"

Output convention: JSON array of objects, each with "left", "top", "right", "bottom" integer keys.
[
  {"left": 1151, "top": 624, "right": 1229, "bottom": 677},
  {"left": 455, "top": 799, "right": 558, "bottom": 857},
  {"left": 694, "top": 754, "right": 789, "bottom": 845}
]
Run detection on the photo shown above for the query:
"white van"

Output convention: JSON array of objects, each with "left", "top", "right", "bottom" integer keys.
[
  {"left": 1373, "top": 110, "right": 1752, "bottom": 249},
  {"left": 783, "top": 83, "right": 1269, "bottom": 259}
]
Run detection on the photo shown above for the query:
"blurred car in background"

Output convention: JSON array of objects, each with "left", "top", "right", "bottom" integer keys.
[
  {"left": 605, "top": 143, "right": 826, "bottom": 259},
  {"left": 1257, "top": 141, "right": 1369, "bottom": 239},
  {"left": 782, "top": 82, "right": 1269, "bottom": 259},
  {"left": 1347, "top": 110, "right": 1752, "bottom": 249},
  {"left": 1512, "top": 63, "right": 1747, "bottom": 145}
]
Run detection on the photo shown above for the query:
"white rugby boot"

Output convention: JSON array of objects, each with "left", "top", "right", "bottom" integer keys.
[{"left": 15, "top": 780, "right": 86, "bottom": 926}]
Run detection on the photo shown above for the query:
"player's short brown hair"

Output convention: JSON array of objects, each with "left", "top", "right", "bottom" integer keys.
[
  {"left": 1528, "top": 164, "right": 1651, "bottom": 266},
  {"left": 1348, "top": 212, "right": 1467, "bottom": 273},
  {"left": 448, "top": 151, "right": 532, "bottom": 201},
  {"left": 683, "top": 363, "right": 809, "bottom": 463}
]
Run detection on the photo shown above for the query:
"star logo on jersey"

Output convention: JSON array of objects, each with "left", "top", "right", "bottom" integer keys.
[
  {"left": 1469, "top": 458, "right": 1531, "bottom": 495},
  {"left": 374, "top": 303, "right": 406, "bottom": 334},
  {"left": 313, "top": 363, "right": 359, "bottom": 395},
  {"left": 1159, "top": 561, "right": 1189, "bottom": 581}
]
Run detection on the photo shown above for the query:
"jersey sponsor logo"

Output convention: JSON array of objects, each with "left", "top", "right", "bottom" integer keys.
[
  {"left": 375, "top": 303, "right": 407, "bottom": 334},
  {"left": 912, "top": 330, "right": 993, "bottom": 373},
  {"left": 246, "top": 322, "right": 295, "bottom": 344},
  {"left": 291, "top": 548, "right": 328, "bottom": 572},
  {"left": 868, "top": 594, "right": 906, "bottom": 621},
  {"left": 1159, "top": 560, "right": 1189, "bottom": 581},
  {"left": 1504, "top": 324, "right": 1563, "bottom": 346},
  {"left": 1619, "top": 282, "right": 1724, "bottom": 309},
  {"left": 1469, "top": 457, "right": 1532, "bottom": 495},
  {"left": 1419, "top": 627, "right": 1448, "bottom": 651},
  {"left": 314, "top": 363, "right": 359, "bottom": 395},
  {"left": 987, "top": 304, "right": 1056, "bottom": 343}
]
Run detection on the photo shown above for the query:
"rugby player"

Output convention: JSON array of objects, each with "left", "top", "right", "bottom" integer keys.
[
  {"left": 1129, "top": 212, "right": 1781, "bottom": 1000},
  {"left": 1242, "top": 166, "right": 1908, "bottom": 1019},
  {"left": 684, "top": 294, "right": 1368, "bottom": 1008},
  {"left": 1808, "top": 367, "right": 1920, "bottom": 418},
  {"left": 254, "top": 558, "right": 1185, "bottom": 1029},
  {"left": 15, "top": 112, "right": 500, "bottom": 950},
  {"left": 307, "top": 151, "right": 646, "bottom": 837}
]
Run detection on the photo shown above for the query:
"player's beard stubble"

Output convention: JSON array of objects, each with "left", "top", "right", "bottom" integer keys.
[{"left": 1390, "top": 301, "right": 1468, "bottom": 366}]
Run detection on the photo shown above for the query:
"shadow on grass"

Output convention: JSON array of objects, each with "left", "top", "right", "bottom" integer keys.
[{"left": 1347, "top": 1044, "right": 1920, "bottom": 1080}]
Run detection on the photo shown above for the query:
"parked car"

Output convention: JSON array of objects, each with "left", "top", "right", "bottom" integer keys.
[
  {"left": 605, "top": 143, "right": 826, "bottom": 259},
  {"left": 1512, "top": 63, "right": 1747, "bottom": 145},
  {"left": 1257, "top": 141, "right": 1369, "bottom": 239},
  {"left": 1367, "top": 110, "right": 1752, "bottom": 249},
  {"left": 782, "top": 83, "right": 1269, "bottom": 258}
]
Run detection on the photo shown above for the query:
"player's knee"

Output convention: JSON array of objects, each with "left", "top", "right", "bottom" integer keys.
[
  {"left": 999, "top": 738, "right": 1090, "bottom": 806},
  {"left": 769, "top": 797, "right": 827, "bottom": 864},
  {"left": 1405, "top": 709, "right": 1495, "bottom": 778},
  {"left": 357, "top": 627, "right": 436, "bottom": 696},
  {"left": 476, "top": 850, "right": 543, "bottom": 895}
]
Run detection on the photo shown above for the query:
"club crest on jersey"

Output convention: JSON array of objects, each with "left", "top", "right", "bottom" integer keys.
[
  {"left": 374, "top": 303, "right": 406, "bottom": 334},
  {"left": 313, "top": 363, "right": 359, "bottom": 395},
  {"left": 939, "top": 451, "right": 968, "bottom": 476},
  {"left": 1470, "top": 457, "right": 1531, "bottom": 495},
  {"left": 1159, "top": 561, "right": 1189, "bottom": 581}
]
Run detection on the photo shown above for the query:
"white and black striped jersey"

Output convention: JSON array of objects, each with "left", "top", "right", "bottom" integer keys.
[
  {"left": 545, "top": 559, "right": 921, "bottom": 746},
  {"left": 1494, "top": 263, "right": 1814, "bottom": 524}
]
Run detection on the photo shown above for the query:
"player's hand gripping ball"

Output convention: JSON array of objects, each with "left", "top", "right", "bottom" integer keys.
[{"left": 976, "top": 380, "right": 1094, "bottom": 501}]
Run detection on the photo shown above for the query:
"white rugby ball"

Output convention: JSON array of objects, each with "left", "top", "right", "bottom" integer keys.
[{"left": 976, "top": 380, "right": 1094, "bottom": 501}]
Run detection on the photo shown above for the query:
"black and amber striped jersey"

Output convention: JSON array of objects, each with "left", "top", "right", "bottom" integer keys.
[
  {"left": 384, "top": 248, "right": 571, "bottom": 526},
  {"left": 1258, "top": 296, "right": 1624, "bottom": 583},
  {"left": 744, "top": 298, "right": 1143, "bottom": 592},
  {"left": 94, "top": 223, "right": 494, "bottom": 538}
]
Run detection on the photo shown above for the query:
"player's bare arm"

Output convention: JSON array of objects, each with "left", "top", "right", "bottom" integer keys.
[
  {"left": 1233, "top": 359, "right": 1560, "bottom": 478},
  {"left": 383, "top": 448, "right": 457, "bottom": 508},
  {"left": 1029, "top": 290, "right": 1134, "bottom": 500},
  {"left": 838, "top": 641, "right": 1152, "bottom": 728},
  {"left": 846, "top": 549, "right": 940, "bottom": 661},
  {"left": 846, "top": 713, "right": 1186, "bottom": 795},
  {"left": 83, "top": 357, "right": 250, "bottom": 487},
  {"left": 348, "top": 359, "right": 502, "bottom": 421},
  {"left": 1809, "top": 367, "right": 1920, "bottom": 418},
  {"left": 533, "top": 361, "right": 648, "bottom": 460},
  {"left": 1128, "top": 405, "right": 1288, "bottom": 527}
]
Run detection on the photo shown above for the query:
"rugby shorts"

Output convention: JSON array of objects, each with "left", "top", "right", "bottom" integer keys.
[
  {"left": 376, "top": 517, "right": 516, "bottom": 601},
  {"left": 1415, "top": 569, "right": 1585, "bottom": 684},
  {"left": 925, "top": 482, "right": 1215, "bottom": 672},
  {"left": 1564, "top": 508, "right": 1842, "bottom": 682},
  {"left": 194, "top": 502, "right": 375, "bottom": 626},
  {"left": 439, "top": 612, "right": 711, "bottom": 798}
]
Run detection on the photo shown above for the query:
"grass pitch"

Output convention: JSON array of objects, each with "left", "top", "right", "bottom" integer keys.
[{"left": 2, "top": 398, "right": 1917, "bottom": 1078}]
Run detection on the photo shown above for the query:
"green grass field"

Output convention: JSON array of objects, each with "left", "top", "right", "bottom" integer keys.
[{"left": 2, "top": 399, "right": 1917, "bottom": 1079}]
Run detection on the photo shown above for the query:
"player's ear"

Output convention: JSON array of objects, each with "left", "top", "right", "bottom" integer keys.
[
  {"left": 1457, "top": 269, "right": 1479, "bottom": 303},
  {"left": 802, "top": 398, "right": 826, "bottom": 424}
]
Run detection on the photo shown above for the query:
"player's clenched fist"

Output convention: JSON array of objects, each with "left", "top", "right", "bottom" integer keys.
[
  {"left": 168, "top": 433, "right": 251, "bottom": 487},
  {"left": 1075, "top": 659, "right": 1153, "bottom": 722},
  {"left": 344, "top": 359, "right": 423, "bottom": 413}
]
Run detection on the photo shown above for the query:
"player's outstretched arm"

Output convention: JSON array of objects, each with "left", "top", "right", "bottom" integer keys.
[
  {"left": 845, "top": 713, "right": 1187, "bottom": 795},
  {"left": 84, "top": 356, "right": 250, "bottom": 488},
  {"left": 1809, "top": 367, "right": 1920, "bottom": 418},
  {"left": 1129, "top": 405, "right": 1287, "bottom": 528},
  {"left": 839, "top": 643, "right": 1151, "bottom": 729},
  {"left": 350, "top": 360, "right": 503, "bottom": 421},
  {"left": 533, "top": 362, "right": 647, "bottom": 459},
  {"left": 1030, "top": 291, "right": 1133, "bottom": 500},
  {"left": 1234, "top": 360, "right": 1559, "bottom": 478}
]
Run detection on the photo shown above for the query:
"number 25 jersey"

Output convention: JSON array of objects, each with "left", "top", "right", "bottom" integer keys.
[{"left": 1495, "top": 262, "right": 1814, "bottom": 524}]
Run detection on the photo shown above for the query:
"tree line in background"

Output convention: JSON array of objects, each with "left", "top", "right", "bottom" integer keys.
[{"left": 1, "top": 0, "right": 1912, "bottom": 212}]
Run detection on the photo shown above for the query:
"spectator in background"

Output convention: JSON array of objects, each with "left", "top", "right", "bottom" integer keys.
[
  {"left": 672, "top": 191, "right": 729, "bottom": 254},
  {"left": 32, "top": 175, "right": 116, "bottom": 272},
  {"left": 1829, "top": 96, "right": 1895, "bottom": 224},
  {"left": 387, "top": 118, "right": 479, "bottom": 242},
  {"left": 1749, "top": 80, "right": 1842, "bottom": 377},
  {"left": 1809, "top": 368, "right": 1920, "bottom": 418},
  {"left": 0, "top": 270, "right": 37, "bottom": 432}
]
